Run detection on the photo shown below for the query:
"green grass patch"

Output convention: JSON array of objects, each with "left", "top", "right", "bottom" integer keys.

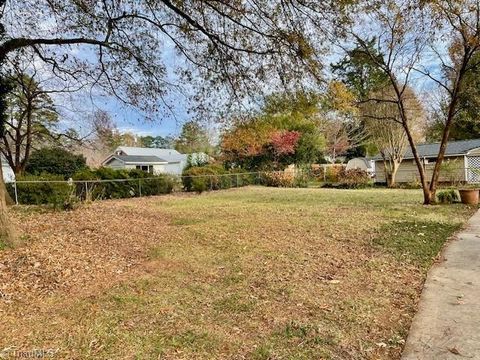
[
  {"left": 0, "top": 237, "right": 6, "bottom": 250},
  {"left": 171, "top": 217, "right": 204, "bottom": 226},
  {"left": 374, "top": 220, "right": 463, "bottom": 268},
  {"left": 213, "top": 294, "right": 256, "bottom": 313}
]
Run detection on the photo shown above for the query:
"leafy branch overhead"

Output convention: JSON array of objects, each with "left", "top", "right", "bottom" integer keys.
[{"left": 0, "top": 1, "right": 339, "bottom": 116}]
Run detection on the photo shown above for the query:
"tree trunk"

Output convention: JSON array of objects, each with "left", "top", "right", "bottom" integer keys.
[
  {"left": 387, "top": 71, "right": 432, "bottom": 204},
  {"left": 422, "top": 186, "right": 434, "bottom": 205},
  {"left": 387, "top": 161, "right": 400, "bottom": 188},
  {"left": 0, "top": 162, "right": 18, "bottom": 247},
  {"left": 403, "top": 124, "right": 433, "bottom": 204}
]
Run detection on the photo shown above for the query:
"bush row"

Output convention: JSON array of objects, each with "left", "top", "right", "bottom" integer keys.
[
  {"left": 7, "top": 173, "right": 72, "bottom": 208},
  {"left": 9, "top": 168, "right": 177, "bottom": 206},
  {"left": 260, "top": 171, "right": 309, "bottom": 188},
  {"left": 8, "top": 165, "right": 374, "bottom": 207},
  {"left": 73, "top": 168, "right": 176, "bottom": 200},
  {"left": 182, "top": 165, "right": 256, "bottom": 192}
]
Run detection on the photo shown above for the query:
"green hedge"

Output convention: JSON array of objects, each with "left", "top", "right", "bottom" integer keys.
[
  {"left": 73, "top": 168, "right": 176, "bottom": 200},
  {"left": 182, "top": 165, "right": 256, "bottom": 193},
  {"left": 9, "top": 168, "right": 177, "bottom": 206},
  {"left": 8, "top": 173, "right": 73, "bottom": 208}
]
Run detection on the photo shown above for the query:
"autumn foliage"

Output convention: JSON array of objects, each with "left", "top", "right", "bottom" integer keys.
[
  {"left": 221, "top": 123, "right": 306, "bottom": 169},
  {"left": 221, "top": 93, "right": 325, "bottom": 170},
  {"left": 270, "top": 130, "right": 301, "bottom": 156}
]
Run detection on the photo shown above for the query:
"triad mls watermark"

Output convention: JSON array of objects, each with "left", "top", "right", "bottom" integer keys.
[{"left": 0, "top": 348, "right": 59, "bottom": 359}]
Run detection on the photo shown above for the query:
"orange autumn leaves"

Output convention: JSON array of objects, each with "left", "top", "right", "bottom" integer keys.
[{"left": 221, "top": 121, "right": 300, "bottom": 165}]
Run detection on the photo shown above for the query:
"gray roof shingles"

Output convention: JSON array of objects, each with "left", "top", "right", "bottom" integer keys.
[
  {"left": 112, "top": 155, "right": 168, "bottom": 164},
  {"left": 372, "top": 139, "right": 480, "bottom": 160},
  {"left": 116, "top": 146, "right": 186, "bottom": 163}
]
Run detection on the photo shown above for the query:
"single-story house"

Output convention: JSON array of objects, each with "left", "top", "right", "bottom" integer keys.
[
  {"left": 373, "top": 139, "right": 480, "bottom": 184},
  {"left": 102, "top": 147, "right": 211, "bottom": 175},
  {"left": 1, "top": 155, "right": 15, "bottom": 183}
]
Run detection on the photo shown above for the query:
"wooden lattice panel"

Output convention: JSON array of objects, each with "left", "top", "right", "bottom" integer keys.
[{"left": 467, "top": 156, "right": 480, "bottom": 183}]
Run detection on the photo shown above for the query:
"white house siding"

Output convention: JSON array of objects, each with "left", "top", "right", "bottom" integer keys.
[
  {"left": 153, "top": 164, "right": 166, "bottom": 174},
  {"left": 102, "top": 147, "right": 206, "bottom": 175},
  {"left": 162, "top": 162, "right": 184, "bottom": 175},
  {"left": 106, "top": 158, "right": 126, "bottom": 170},
  {"left": 375, "top": 157, "right": 467, "bottom": 183}
]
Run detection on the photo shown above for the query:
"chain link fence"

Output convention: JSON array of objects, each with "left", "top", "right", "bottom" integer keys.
[
  {"left": 6, "top": 171, "right": 268, "bottom": 206},
  {"left": 6, "top": 165, "right": 478, "bottom": 206}
]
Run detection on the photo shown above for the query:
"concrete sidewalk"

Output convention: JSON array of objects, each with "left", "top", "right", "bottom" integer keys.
[{"left": 402, "top": 209, "right": 480, "bottom": 359}]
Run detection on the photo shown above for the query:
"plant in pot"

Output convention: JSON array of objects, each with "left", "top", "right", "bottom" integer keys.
[
  {"left": 458, "top": 168, "right": 480, "bottom": 205},
  {"left": 458, "top": 185, "right": 479, "bottom": 206}
]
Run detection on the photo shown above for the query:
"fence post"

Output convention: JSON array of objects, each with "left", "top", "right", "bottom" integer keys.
[
  {"left": 84, "top": 181, "right": 88, "bottom": 201},
  {"left": 13, "top": 181, "right": 18, "bottom": 205},
  {"left": 237, "top": 174, "right": 240, "bottom": 187},
  {"left": 138, "top": 178, "right": 142, "bottom": 197}
]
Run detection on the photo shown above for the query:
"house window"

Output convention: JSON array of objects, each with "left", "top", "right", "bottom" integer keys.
[
  {"left": 136, "top": 165, "right": 153, "bottom": 173},
  {"left": 423, "top": 158, "right": 437, "bottom": 164}
]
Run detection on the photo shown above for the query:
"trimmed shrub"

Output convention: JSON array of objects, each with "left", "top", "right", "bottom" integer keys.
[
  {"left": 182, "top": 164, "right": 227, "bottom": 192},
  {"left": 336, "top": 168, "right": 373, "bottom": 189},
  {"left": 261, "top": 172, "right": 296, "bottom": 187},
  {"left": 8, "top": 173, "right": 74, "bottom": 208},
  {"left": 182, "top": 165, "right": 256, "bottom": 192},
  {"left": 293, "top": 171, "right": 310, "bottom": 188},
  {"left": 437, "top": 189, "right": 460, "bottom": 204},
  {"left": 191, "top": 176, "right": 208, "bottom": 193},
  {"left": 325, "top": 165, "right": 345, "bottom": 183},
  {"left": 11, "top": 168, "right": 173, "bottom": 206},
  {"left": 73, "top": 168, "right": 176, "bottom": 200},
  {"left": 260, "top": 170, "right": 311, "bottom": 188},
  {"left": 125, "top": 169, "right": 176, "bottom": 196}
]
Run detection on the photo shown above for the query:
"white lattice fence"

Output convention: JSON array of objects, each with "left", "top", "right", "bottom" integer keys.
[{"left": 467, "top": 156, "right": 480, "bottom": 183}]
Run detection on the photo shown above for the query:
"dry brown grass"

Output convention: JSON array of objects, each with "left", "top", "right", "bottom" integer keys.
[{"left": 0, "top": 187, "right": 475, "bottom": 359}]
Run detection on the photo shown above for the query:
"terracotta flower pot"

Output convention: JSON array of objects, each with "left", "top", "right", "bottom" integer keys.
[{"left": 459, "top": 189, "right": 479, "bottom": 205}]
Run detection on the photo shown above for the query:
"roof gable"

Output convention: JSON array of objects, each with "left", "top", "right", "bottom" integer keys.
[
  {"left": 116, "top": 147, "right": 187, "bottom": 163},
  {"left": 105, "top": 155, "right": 168, "bottom": 165}
]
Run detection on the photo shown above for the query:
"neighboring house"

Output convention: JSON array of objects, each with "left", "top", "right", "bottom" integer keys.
[
  {"left": 102, "top": 147, "right": 211, "bottom": 175},
  {"left": 373, "top": 139, "right": 480, "bottom": 184},
  {"left": 1, "top": 155, "right": 15, "bottom": 183}
]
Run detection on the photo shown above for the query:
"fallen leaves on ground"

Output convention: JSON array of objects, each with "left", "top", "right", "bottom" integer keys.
[{"left": 0, "top": 187, "right": 474, "bottom": 359}]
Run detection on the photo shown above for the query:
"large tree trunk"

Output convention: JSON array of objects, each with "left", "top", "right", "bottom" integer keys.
[{"left": 0, "top": 160, "right": 18, "bottom": 247}]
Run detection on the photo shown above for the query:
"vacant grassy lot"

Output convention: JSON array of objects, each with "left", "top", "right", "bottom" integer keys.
[{"left": 0, "top": 187, "right": 475, "bottom": 359}]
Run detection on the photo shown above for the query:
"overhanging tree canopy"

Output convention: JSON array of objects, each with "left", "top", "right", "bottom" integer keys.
[{"left": 0, "top": 0, "right": 345, "bottom": 245}]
